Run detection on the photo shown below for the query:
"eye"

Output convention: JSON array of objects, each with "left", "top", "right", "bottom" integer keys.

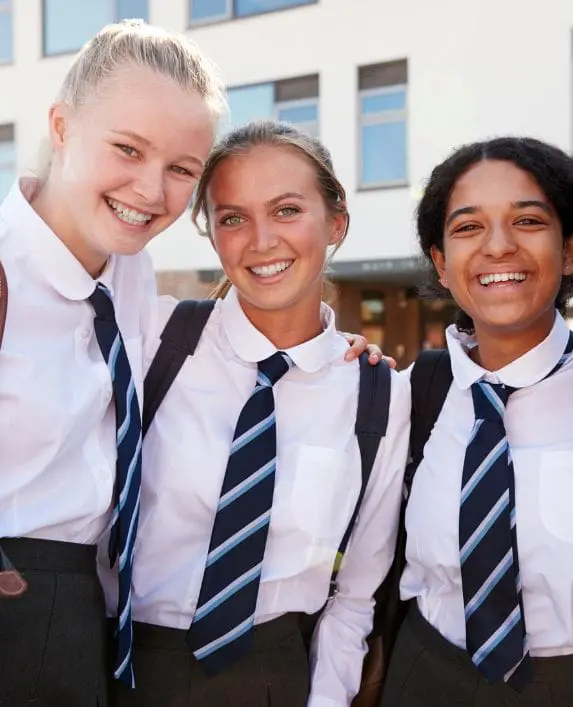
[
  {"left": 220, "top": 214, "right": 245, "bottom": 226},
  {"left": 515, "top": 216, "right": 544, "bottom": 226},
  {"left": 452, "top": 222, "right": 481, "bottom": 234},
  {"left": 277, "top": 205, "right": 300, "bottom": 217},
  {"left": 116, "top": 143, "right": 139, "bottom": 158},
  {"left": 170, "top": 165, "right": 196, "bottom": 178}
]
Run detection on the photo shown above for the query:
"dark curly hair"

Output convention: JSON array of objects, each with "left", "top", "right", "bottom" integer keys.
[{"left": 417, "top": 136, "right": 573, "bottom": 333}]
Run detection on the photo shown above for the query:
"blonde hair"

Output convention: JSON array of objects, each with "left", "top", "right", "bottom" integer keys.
[
  {"left": 56, "top": 19, "right": 227, "bottom": 122},
  {"left": 191, "top": 120, "right": 350, "bottom": 300}
]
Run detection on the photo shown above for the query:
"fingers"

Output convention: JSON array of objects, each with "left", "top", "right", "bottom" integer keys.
[{"left": 343, "top": 334, "right": 367, "bottom": 361}]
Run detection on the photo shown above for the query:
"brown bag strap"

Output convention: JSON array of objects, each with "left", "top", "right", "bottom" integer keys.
[
  {"left": 0, "top": 261, "right": 27, "bottom": 598},
  {"left": 0, "top": 261, "right": 7, "bottom": 346}
]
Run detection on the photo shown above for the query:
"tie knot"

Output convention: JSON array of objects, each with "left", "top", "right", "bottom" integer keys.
[
  {"left": 257, "top": 352, "right": 292, "bottom": 387},
  {"left": 471, "top": 380, "right": 514, "bottom": 422},
  {"left": 89, "top": 283, "right": 115, "bottom": 321}
]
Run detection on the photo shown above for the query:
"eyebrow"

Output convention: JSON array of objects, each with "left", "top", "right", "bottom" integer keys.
[
  {"left": 513, "top": 199, "right": 552, "bottom": 215},
  {"left": 212, "top": 192, "right": 306, "bottom": 213},
  {"left": 109, "top": 130, "right": 205, "bottom": 167},
  {"left": 445, "top": 206, "right": 477, "bottom": 227},
  {"left": 445, "top": 199, "right": 553, "bottom": 227}
]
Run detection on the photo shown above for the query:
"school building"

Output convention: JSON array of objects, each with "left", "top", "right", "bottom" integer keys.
[{"left": 1, "top": 0, "right": 573, "bottom": 365}]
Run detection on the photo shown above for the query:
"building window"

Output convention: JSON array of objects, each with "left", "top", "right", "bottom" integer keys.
[
  {"left": 43, "top": 0, "right": 148, "bottom": 56},
  {"left": 225, "top": 74, "right": 319, "bottom": 135},
  {"left": 0, "top": 124, "right": 15, "bottom": 203},
  {"left": 358, "top": 60, "right": 408, "bottom": 188},
  {"left": 190, "top": 0, "right": 317, "bottom": 25},
  {"left": 0, "top": 1, "right": 12, "bottom": 64},
  {"left": 360, "top": 290, "right": 385, "bottom": 348}
]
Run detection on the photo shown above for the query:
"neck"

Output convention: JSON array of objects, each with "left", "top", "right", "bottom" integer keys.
[
  {"left": 238, "top": 293, "right": 324, "bottom": 350},
  {"left": 31, "top": 181, "right": 107, "bottom": 277},
  {"left": 471, "top": 309, "right": 556, "bottom": 371}
]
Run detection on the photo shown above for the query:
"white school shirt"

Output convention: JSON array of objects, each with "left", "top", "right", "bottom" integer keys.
[
  {"left": 401, "top": 312, "right": 573, "bottom": 657},
  {"left": 0, "top": 179, "right": 157, "bottom": 544},
  {"left": 133, "top": 287, "right": 411, "bottom": 707}
]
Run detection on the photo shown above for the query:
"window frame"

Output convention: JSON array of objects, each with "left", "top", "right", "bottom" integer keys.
[
  {"left": 189, "top": 0, "right": 318, "bottom": 27},
  {"left": 274, "top": 96, "right": 319, "bottom": 136},
  {"left": 42, "top": 0, "right": 148, "bottom": 57},
  {"left": 0, "top": 0, "right": 12, "bottom": 66},
  {"left": 0, "top": 123, "right": 16, "bottom": 203},
  {"left": 189, "top": 0, "right": 232, "bottom": 26},
  {"left": 358, "top": 83, "right": 409, "bottom": 190}
]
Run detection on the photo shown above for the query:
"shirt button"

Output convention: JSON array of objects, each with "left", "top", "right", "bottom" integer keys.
[
  {"left": 80, "top": 327, "right": 91, "bottom": 339},
  {"left": 103, "top": 388, "right": 113, "bottom": 404}
]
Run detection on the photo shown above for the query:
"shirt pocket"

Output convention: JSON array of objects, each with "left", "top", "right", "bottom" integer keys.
[
  {"left": 290, "top": 444, "right": 356, "bottom": 540},
  {"left": 538, "top": 450, "right": 573, "bottom": 543}
]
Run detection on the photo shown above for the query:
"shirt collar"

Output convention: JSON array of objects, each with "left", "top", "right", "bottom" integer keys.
[
  {"left": 220, "top": 287, "right": 348, "bottom": 373},
  {"left": 446, "top": 311, "right": 571, "bottom": 389},
  {"left": 0, "top": 178, "right": 116, "bottom": 301}
]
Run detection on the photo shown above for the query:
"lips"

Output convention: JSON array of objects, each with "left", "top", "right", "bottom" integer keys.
[
  {"left": 478, "top": 271, "right": 527, "bottom": 286},
  {"left": 248, "top": 260, "right": 293, "bottom": 278},
  {"left": 106, "top": 197, "right": 153, "bottom": 226}
]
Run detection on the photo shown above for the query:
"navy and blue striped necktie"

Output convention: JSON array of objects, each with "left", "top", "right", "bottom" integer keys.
[
  {"left": 460, "top": 331, "right": 573, "bottom": 688},
  {"left": 89, "top": 283, "right": 142, "bottom": 688},
  {"left": 186, "top": 351, "right": 293, "bottom": 676}
]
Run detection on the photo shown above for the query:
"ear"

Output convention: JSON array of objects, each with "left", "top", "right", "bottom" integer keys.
[
  {"left": 47, "top": 103, "right": 71, "bottom": 152},
  {"left": 430, "top": 245, "right": 448, "bottom": 288},
  {"left": 563, "top": 235, "right": 573, "bottom": 275},
  {"left": 328, "top": 209, "right": 348, "bottom": 247}
]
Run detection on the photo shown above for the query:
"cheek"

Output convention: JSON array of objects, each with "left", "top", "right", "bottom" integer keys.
[
  {"left": 212, "top": 233, "right": 243, "bottom": 269},
  {"left": 164, "top": 180, "right": 198, "bottom": 218},
  {"left": 294, "top": 223, "right": 331, "bottom": 262}
]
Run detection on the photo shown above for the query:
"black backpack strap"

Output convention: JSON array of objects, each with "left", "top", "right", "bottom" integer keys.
[
  {"left": 142, "top": 299, "right": 216, "bottom": 438},
  {"left": 327, "top": 353, "right": 391, "bottom": 598},
  {"left": 373, "top": 348, "right": 452, "bottom": 650},
  {"left": 406, "top": 348, "right": 453, "bottom": 493}
]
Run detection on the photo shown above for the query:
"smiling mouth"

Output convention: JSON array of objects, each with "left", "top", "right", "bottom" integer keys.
[
  {"left": 248, "top": 260, "right": 293, "bottom": 278},
  {"left": 106, "top": 197, "right": 154, "bottom": 226},
  {"left": 478, "top": 272, "right": 527, "bottom": 287}
]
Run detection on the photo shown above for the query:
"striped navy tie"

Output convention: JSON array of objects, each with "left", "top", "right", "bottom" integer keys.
[
  {"left": 460, "top": 331, "right": 573, "bottom": 688},
  {"left": 89, "top": 283, "right": 142, "bottom": 688},
  {"left": 186, "top": 351, "right": 293, "bottom": 675}
]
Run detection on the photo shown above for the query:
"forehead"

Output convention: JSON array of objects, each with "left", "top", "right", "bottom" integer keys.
[
  {"left": 77, "top": 65, "right": 215, "bottom": 147},
  {"left": 208, "top": 144, "right": 320, "bottom": 199},
  {"left": 448, "top": 159, "right": 547, "bottom": 210}
]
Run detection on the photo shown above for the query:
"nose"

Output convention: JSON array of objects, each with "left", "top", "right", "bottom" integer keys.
[
  {"left": 251, "top": 218, "right": 279, "bottom": 253},
  {"left": 132, "top": 163, "right": 166, "bottom": 209},
  {"left": 482, "top": 222, "right": 519, "bottom": 258}
]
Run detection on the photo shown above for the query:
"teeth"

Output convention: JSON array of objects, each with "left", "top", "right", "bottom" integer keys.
[
  {"left": 106, "top": 198, "right": 152, "bottom": 225},
  {"left": 249, "top": 260, "right": 293, "bottom": 278},
  {"left": 479, "top": 272, "right": 527, "bottom": 286}
]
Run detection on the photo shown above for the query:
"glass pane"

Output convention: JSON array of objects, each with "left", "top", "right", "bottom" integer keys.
[
  {"left": 236, "top": 0, "right": 312, "bottom": 18},
  {"left": 225, "top": 83, "right": 274, "bottom": 131},
  {"left": 277, "top": 102, "right": 317, "bottom": 124},
  {"left": 190, "top": 0, "right": 228, "bottom": 20},
  {"left": 118, "top": 0, "right": 148, "bottom": 20},
  {"left": 361, "top": 89, "right": 406, "bottom": 114},
  {"left": 44, "top": 0, "right": 114, "bottom": 55},
  {"left": 0, "top": 169, "right": 13, "bottom": 203},
  {"left": 0, "top": 9, "right": 12, "bottom": 63},
  {"left": 361, "top": 121, "right": 407, "bottom": 185},
  {"left": 0, "top": 141, "right": 15, "bottom": 203}
]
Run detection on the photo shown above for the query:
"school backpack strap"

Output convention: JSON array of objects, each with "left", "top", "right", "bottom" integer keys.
[
  {"left": 407, "top": 348, "right": 453, "bottom": 492},
  {"left": 372, "top": 348, "right": 453, "bottom": 669},
  {"left": 327, "top": 353, "right": 391, "bottom": 598},
  {"left": 142, "top": 299, "right": 216, "bottom": 438}
]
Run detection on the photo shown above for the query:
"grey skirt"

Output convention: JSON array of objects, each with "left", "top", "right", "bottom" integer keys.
[
  {"left": 110, "top": 613, "right": 309, "bottom": 707},
  {"left": 0, "top": 537, "right": 108, "bottom": 707},
  {"left": 380, "top": 603, "right": 573, "bottom": 707}
]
